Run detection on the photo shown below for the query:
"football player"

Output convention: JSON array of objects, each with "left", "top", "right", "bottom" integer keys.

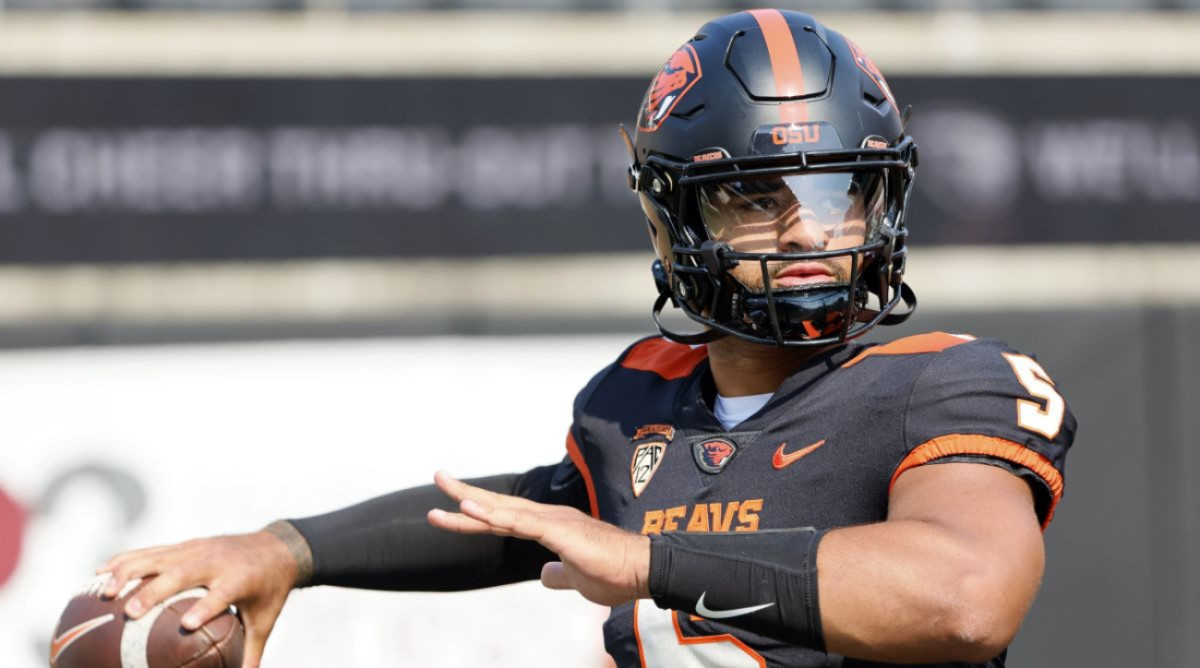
[{"left": 99, "top": 10, "right": 1074, "bottom": 668}]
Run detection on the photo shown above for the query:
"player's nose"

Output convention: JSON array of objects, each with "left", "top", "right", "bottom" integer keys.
[{"left": 777, "top": 210, "right": 828, "bottom": 252}]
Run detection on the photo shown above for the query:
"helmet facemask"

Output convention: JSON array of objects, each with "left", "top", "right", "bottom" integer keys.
[{"left": 639, "top": 140, "right": 918, "bottom": 347}]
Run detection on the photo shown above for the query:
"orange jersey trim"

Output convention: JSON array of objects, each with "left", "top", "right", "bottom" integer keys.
[
  {"left": 633, "top": 600, "right": 648, "bottom": 667},
  {"left": 747, "top": 9, "right": 808, "bottom": 124},
  {"left": 890, "top": 434, "right": 1064, "bottom": 529},
  {"left": 671, "top": 609, "right": 767, "bottom": 667},
  {"left": 842, "top": 332, "right": 976, "bottom": 368},
  {"left": 621, "top": 338, "right": 709, "bottom": 381},
  {"left": 565, "top": 430, "right": 600, "bottom": 519}
]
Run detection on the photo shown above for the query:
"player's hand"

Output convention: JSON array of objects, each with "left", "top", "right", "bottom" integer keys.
[
  {"left": 97, "top": 530, "right": 299, "bottom": 668},
  {"left": 427, "top": 471, "right": 651, "bottom": 607}
]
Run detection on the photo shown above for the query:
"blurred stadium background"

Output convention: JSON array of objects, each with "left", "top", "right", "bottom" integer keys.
[{"left": 0, "top": 2, "right": 1197, "bottom": 667}]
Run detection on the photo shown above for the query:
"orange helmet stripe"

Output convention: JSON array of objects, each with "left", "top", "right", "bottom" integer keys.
[{"left": 747, "top": 9, "right": 808, "bottom": 124}]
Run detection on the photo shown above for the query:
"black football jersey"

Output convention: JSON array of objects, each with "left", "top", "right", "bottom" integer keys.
[{"left": 563, "top": 332, "right": 1075, "bottom": 668}]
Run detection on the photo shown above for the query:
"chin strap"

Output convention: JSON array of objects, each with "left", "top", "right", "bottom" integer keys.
[
  {"left": 651, "top": 293, "right": 727, "bottom": 345},
  {"left": 652, "top": 278, "right": 917, "bottom": 345},
  {"left": 879, "top": 282, "right": 918, "bottom": 326}
]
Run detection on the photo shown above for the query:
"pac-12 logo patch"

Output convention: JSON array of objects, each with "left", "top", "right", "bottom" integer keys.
[
  {"left": 631, "top": 442, "right": 666, "bottom": 498},
  {"left": 637, "top": 43, "right": 703, "bottom": 133},
  {"left": 693, "top": 438, "right": 737, "bottom": 474},
  {"left": 630, "top": 424, "right": 675, "bottom": 497}
]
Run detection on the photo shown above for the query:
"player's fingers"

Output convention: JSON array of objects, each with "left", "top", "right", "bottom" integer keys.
[
  {"left": 179, "top": 591, "right": 233, "bottom": 631},
  {"left": 434, "top": 471, "right": 504, "bottom": 505},
  {"left": 125, "top": 570, "right": 194, "bottom": 619},
  {"left": 459, "top": 499, "right": 545, "bottom": 541},
  {"left": 101, "top": 544, "right": 192, "bottom": 597},
  {"left": 426, "top": 508, "right": 495, "bottom": 534},
  {"left": 453, "top": 499, "right": 514, "bottom": 537},
  {"left": 97, "top": 544, "right": 174, "bottom": 575},
  {"left": 102, "top": 558, "right": 163, "bottom": 599},
  {"left": 100, "top": 571, "right": 130, "bottom": 599},
  {"left": 540, "top": 562, "right": 572, "bottom": 591},
  {"left": 241, "top": 645, "right": 263, "bottom": 668},
  {"left": 240, "top": 603, "right": 283, "bottom": 668},
  {"left": 434, "top": 471, "right": 535, "bottom": 510},
  {"left": 240, "top": 622, "right": 270, "bottom": 668}
]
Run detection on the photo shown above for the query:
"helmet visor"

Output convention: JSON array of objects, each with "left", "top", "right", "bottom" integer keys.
[{"left": 698, "top": 171, "right": 887, "bottom": 254}]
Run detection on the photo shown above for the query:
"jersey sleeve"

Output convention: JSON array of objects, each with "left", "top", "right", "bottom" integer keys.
[
  {"left": 896, "top": 337, "right": 1076, "bottom": 528},
  {"left": 561, "top": 355, "right": 622, "bottom": 519}
]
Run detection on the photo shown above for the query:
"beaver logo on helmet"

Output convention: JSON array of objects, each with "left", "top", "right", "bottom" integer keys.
[
  {"left": 846, "top": 37, "right": 898, "bottom": 112},
  {"left": 637, "top": 43, "right": 703, "bottom": 133}
]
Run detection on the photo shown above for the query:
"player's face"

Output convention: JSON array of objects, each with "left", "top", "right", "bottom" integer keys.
[{"left": 698, "top": 172, "right": 885, "bottom": 290}]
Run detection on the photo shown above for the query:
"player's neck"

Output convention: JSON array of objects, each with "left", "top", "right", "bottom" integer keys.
[{"left": 706, "top": 337, "right": 837, "bottom": 398}]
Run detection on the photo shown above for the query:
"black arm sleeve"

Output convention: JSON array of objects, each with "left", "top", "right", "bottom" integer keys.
[{"left": 287, "top": 459, "right": 590, "bottom": 591}]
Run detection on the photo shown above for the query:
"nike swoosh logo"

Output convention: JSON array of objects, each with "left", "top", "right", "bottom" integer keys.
[
  {"left": 50, "top": 613, "right": 115, "bottom": 664},
  {"left": 772, "top": 439, "right": 826, "bottom": 469},
  {"left": 695, "top": 592, "right": 775, "bottom": 619}
]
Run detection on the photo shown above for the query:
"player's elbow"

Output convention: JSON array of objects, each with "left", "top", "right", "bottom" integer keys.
[{"left": 938, "top": 568, "right": 1024, "bottom": 662}]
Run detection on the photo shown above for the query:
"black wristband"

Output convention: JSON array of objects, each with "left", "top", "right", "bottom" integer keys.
[{"left": 648, "top": 528, "right": 828, "bottom": 652}]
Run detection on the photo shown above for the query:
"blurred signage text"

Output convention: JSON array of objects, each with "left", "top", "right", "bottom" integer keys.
[{"left": 0, "top": 76, "right": 1196, "bottom": 263}]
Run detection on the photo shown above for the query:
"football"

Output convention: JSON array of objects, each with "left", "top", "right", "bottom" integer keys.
[{"left": 49, "top": 574, "right": 244, "bottom": 668}]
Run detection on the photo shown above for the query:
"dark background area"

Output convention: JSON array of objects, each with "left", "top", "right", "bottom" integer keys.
[
  {"left": 0, "top": 75, "right": 1195, "bottom": 264},
  {"left": 7, "top": 0, "right": 1200, "bottom": 11}
]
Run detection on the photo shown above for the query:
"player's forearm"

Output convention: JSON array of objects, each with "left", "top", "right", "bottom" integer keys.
[
  {"left": 817, "top": 519, "right": 1036, "bottom": 662},
  {"left": 649, "top": 518, "right": 1036, "bottom": 662},
  {"left": 285, "top": 467, "right": 580, "bottom": 591}
]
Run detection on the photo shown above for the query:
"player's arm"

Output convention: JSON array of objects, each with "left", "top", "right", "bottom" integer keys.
[
  {"left": 634, "top": 460, "right": 1044, "bottom": 663},
  {"left": 285, "top": 462, "right": 587, "bottom": 591},
  {"left": 815, "top": 461, "right": 1044, "bottom": 662},
  {"left": 98, "top": 460, "right": 587, "bottom": 668},
  {"left": 814, "top": 338, "right": 1071, "bottom": 660},
  {"left": 645, "top": 339, "right": 1072, "bottom": 660},
  {"left": 432, "top": 463, "right": 1043, "bottom": 662}
]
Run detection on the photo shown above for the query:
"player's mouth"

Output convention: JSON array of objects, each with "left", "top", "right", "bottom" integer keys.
[{"left": 775, "top": 262, "right": 836, "bottom": 287}]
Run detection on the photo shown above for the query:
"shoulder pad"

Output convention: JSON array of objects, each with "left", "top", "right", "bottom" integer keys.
[
  {"left": 620, "top": 337, "right": 709, "bottom": 380},
  {"left": 842, "top": 332, "right": 976, "bottom": 368}
]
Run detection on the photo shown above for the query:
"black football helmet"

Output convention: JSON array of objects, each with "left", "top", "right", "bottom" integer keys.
[{"left": 628, "top": 9, "right": 918, "bottom": 347}]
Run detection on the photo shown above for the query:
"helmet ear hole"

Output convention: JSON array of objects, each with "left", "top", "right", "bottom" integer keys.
[{"left": 638, "top": 165, "right": 672, "bottom": 197}]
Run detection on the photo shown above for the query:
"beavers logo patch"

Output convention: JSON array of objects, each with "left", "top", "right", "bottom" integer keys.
[
  {"left": 630, "top": 424, "right": 675, "bottom": 497},
  {"left": 637, "top": 43, "right": 703, "bottom": 133},
  {"left": 693, "top": 438, "right": 737, "bottom": 474}
]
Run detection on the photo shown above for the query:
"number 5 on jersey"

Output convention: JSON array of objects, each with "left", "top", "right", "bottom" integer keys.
[{"left": 1002, "top": 353, "right": 1065, "bottom": 440}]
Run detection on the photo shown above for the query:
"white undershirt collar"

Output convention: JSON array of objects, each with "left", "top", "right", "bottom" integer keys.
[{"left": 714, "top": 392, "right": 773, "bottom": 431}]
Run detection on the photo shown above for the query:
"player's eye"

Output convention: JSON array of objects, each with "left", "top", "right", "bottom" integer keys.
[{"left": 740, "top": 196, "right": 779, "bottom": 212}]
